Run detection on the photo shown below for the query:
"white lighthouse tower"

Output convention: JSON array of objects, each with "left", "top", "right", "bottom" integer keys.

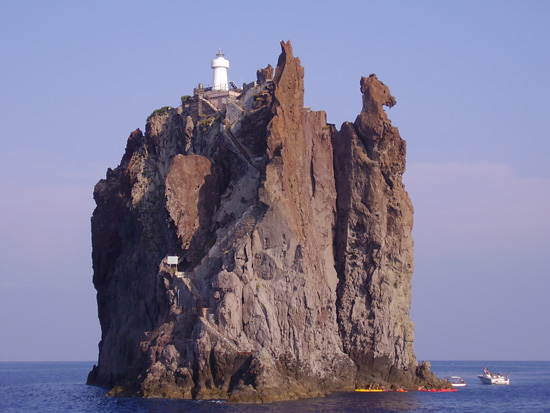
[
  {"left": 194, "top": 49, "right": 240, "bottom": 112},
  {"left": 211, "top": 49, "right": 229, "bottom": 91}
]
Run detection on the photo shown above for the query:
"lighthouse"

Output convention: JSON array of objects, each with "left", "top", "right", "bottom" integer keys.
[
  {"left": 194, "top": 49, "right": 240, "bottom": 112},
  {"left": 211, "top": 49, "right": 229, "bottom": 91}
]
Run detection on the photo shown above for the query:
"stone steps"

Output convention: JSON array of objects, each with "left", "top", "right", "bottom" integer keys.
[
  {"left": 176, "top": 271, "right": 239, "bottom": 353},
  {"left": 199, "top": 316, "right": 239, "bottom": 353},
  {"left": 221, "top": 121, "right": 260, "bottom": 172},
  {"left": 176, "top": 272, "right": 204, "bottom": 306}
]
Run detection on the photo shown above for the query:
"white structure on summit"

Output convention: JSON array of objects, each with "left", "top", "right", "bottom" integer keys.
[
  {"left": 193, "top": 49, "right": 241, "bottom": 112},
  {"left": 211, "top": 49, "right": 230, "bottom": 91}
]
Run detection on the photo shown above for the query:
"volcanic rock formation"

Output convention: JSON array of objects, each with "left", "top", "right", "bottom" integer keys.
[{"left": 87, "top": 41, "right": 446, "bottom": 402}]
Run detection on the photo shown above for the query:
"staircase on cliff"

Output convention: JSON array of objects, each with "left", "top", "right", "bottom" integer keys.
[
  {"left": 221, "top": 119, "right": 261, "bottom": 173},
  {"left": 174, "top": 270, "right": 240, "bottom": 354}
]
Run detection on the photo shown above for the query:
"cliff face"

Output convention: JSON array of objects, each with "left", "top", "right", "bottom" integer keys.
[
  {"left": 334, "top": 76, "right": 416, "bottom": 386},
  {"left": 88, "top": 41, "right": 446, "bottom": 402}
]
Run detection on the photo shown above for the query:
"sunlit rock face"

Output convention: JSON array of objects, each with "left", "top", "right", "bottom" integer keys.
[{"left": 87, "top": 41, "right": 447, "bottom": 403}]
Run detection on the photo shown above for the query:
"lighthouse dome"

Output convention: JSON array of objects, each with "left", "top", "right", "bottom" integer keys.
[{"left": 211, "top": 49, "right": 229, "bottom": 69}]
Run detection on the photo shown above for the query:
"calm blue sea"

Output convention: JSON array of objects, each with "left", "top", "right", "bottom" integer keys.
[{"left": 0, "top": 360, "right": 549, "bottom": 412}]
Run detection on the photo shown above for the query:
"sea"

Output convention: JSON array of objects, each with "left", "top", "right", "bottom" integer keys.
[{"left": 0, "top": 361, "right": 549, "bottom": 412}]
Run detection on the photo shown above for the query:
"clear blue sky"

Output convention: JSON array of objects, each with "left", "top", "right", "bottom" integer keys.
[{"left": 1, "top": 0, "right": 548, "bottom": 362}]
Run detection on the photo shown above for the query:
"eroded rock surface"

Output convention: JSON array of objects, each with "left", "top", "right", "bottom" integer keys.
[
  {"left": 87, "top": 41, "right": 447, "bottom": 402},
  {"left": 334, "top": 74, "right": 416, "bottom": 387}
]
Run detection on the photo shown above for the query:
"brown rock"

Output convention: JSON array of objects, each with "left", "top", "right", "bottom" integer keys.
[
  {"left": 165, "top": 154, "right": 218, "bottom": 264},
  {"left": 333, "top": 74, "right": 417, "bottom": 386},
  {"left": 256, "top": 64, "right": 273, "bottom": 84}
]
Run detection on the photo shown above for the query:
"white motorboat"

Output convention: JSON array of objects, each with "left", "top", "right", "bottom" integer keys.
[
  {"left": 445, "top": 376, "right": 467, "bottom": 387},
  {"left": 478, "top": 366, "right": 510, "bottom": 385}
]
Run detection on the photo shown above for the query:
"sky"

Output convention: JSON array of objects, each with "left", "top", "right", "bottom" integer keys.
[{"left": 1, "top": 0, "right": 548, "bottom": 362}]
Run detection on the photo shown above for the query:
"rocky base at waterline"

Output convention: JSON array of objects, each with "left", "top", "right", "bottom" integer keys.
[{"left": 87, "top": 40, "right": 449, "bottom": 402}]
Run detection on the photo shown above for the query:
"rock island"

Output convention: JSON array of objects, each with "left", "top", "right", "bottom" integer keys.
[{"left": 87, "top": 41, "right": 446, "bottom": 402}]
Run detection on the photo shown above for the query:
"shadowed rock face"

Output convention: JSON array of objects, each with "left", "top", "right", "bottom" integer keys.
[{"left": 88, "top": 41, "right": 447, "bottom": 402}]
